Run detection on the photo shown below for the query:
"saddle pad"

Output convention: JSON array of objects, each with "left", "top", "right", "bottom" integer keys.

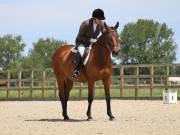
[{"left": 71, "top": 44, "right": 92, "bottom": 65}]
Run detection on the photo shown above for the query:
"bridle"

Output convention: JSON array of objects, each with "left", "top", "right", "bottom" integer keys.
[{"left": 103, "top": 30, "right": 119, "bottom": 54}]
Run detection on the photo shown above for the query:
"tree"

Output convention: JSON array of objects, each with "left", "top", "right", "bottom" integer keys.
[
  {"left": 28, "top": 38, "right": 66, "bottom": 68},
  {"left": 119, "top": 19, "right": 177, "bottom": 64},
  {"left": 0, "top": 34, "right": 25, "bottom": 70}
]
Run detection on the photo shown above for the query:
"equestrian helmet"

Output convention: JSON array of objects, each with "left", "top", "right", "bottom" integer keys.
[{"left": 92, "top": 8, "right": 105, "bottom": 20}]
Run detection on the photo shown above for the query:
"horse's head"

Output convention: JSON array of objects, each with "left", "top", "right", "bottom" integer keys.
[{"left": 102, "top": 22, "right": 120, "bottom": 55}]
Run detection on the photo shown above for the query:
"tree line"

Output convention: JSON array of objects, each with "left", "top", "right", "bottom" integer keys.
[{"left": 0, "top": 19, "right": 177, "bottom": 72}]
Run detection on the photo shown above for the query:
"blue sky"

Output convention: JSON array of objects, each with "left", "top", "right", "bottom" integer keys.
[{"left": 0, "top": 0, "right": 180, "bottom": 63}]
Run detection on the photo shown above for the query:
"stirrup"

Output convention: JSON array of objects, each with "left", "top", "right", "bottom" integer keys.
[
  {"left": 72, "top": 76, "right": 78, "bottom": 80},
  {"left": 72, "top": 74, "right": 79, "bottom": 80},
  {"left": 72, "top": 70, "right": 80, "bottom": 80}
]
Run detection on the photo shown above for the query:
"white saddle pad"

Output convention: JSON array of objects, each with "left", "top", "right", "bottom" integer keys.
[{"left": 71, "top": 44, "right": 92, "bottom": 65}]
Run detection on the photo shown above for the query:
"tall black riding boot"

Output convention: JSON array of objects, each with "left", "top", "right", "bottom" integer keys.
[{"left": 72, "top": 51, "right": 81, "bottom": 80}]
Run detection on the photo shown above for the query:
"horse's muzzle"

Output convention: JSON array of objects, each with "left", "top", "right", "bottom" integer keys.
[{"left": 112, "top": 46, "right": 120, "bottom": 54}]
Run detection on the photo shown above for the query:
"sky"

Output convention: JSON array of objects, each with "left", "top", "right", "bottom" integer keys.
[{"left": 0, "top": 0, "right": 180, "bottom": 63}]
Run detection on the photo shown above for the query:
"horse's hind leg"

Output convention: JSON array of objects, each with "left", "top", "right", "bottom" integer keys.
[
  {"left": 57, "top": 76, "right": 69, "bottom": 120},
  {"left": 65, "top": 78, "right": 73, "bottom": 101},
  {"left": 87, "top": 80, "right": 95, "bottom": 121},
  {"left": 57, "top": 76, "right": 72, "bottom": 120}
]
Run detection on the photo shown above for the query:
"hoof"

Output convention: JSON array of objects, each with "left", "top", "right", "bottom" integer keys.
[
  {"left": 63, "top": 116, "right": 70, "bottom": 121},
  {"left": 87, "top": 117, "right": 93, "bottom": 121},
  {"left": 109, "top": 116, "right": 115, "bottom": 121}
]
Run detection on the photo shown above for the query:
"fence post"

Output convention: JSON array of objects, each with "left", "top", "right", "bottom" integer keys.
[
  {"left": 166, "top": 65, "right": 170, "bottom": 89},
  {"left": 120, "top": 65, "right": 124, "bottom": 97},
  {"left": 6, "top": 71, "right": 10, "bottom": 99},
  {"left": 150, "top": 65, "right": 154, "bottom": 98},
  {"left": 135, "top": 66, "right": 139, "bottom": 98},
  {"left": 54, "top": 80, "right": 57, "bottom": 98},
  {"left": 30, "top": 68, "right": 34, "bottom": 99},
  {"left": 42, "top": 67, "right": 45, "bottom": 99},
  {"left": 18, "top": 68, "right": 22, "bottom": 99},
  {"left": 79, "top": 83, "right": 83, "bottom": 99}
]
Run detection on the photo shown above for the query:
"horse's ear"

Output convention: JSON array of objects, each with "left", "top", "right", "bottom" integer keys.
[{"left": 115, "top": 22, "right": 119, "bottom": 29}]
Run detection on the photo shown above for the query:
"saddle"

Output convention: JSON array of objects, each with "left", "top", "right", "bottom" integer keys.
[{"left": 71, "top": 44, "right": 92, "bottom": 65}]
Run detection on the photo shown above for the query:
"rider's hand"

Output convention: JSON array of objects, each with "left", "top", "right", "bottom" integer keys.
[{"left": 90, "top": 38, "right": 97, "bottom": 43}]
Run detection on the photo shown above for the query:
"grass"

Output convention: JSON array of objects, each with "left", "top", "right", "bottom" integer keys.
[
  {"left": 0, "top": 88, "right": 179, "bottom": 100},
  {"left": 0, "top": 91, "right": 6, "bottom": 99}
]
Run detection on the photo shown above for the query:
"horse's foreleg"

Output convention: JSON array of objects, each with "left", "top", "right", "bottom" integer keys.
[
  {"left": 87, "top": 80, "right": 95, "bottom": 121},
  {"left": 103, "top": 77, "right": 115, "bottom": 121}
]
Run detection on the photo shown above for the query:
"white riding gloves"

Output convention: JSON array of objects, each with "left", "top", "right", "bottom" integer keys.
[{"left": 90, "top": 38, "right": 97, "bottom": 43}]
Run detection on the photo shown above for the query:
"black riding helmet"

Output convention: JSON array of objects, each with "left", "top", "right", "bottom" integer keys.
[{"left": 92, "top": 8, "right": 105, "bottom": 20}]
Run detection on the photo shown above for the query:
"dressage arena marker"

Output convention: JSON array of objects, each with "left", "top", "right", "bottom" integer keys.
[
  {"left": 163, "top": 77, "right": 179, "bottom": 104},
  {"left": 163, "top": 89, "right": 177, "bottom": 104}
]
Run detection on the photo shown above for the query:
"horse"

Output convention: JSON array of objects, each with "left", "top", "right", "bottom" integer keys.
[{"left": 52, "top": 22, "right": 120, "bottom": 121}]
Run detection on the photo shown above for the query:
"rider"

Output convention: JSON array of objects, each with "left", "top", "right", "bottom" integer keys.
[{"left": 72, "top": 8, "right": 106, "bottom": 80}]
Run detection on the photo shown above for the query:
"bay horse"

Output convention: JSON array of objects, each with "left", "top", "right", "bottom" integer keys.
[{"left": 52, "top": 22, "right": 120, "bottom": 121}]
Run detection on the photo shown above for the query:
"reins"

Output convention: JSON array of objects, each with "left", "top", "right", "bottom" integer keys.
[{"left": 96, "top": 29, "right": 117, "bottom": 54}]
